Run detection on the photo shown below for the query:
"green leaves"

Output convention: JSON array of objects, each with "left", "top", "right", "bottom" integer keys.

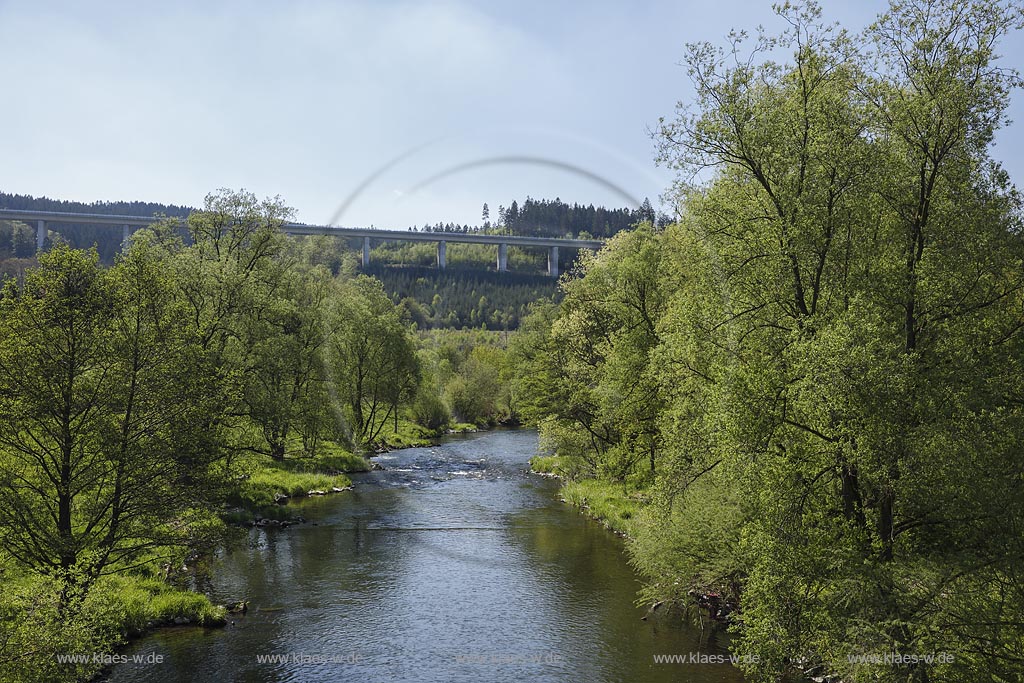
[
  {"left": 0, "top": 241, "right": 223, "bottom": 588},
  {"left": 326, "top": 275, "right": 420, "bottom": 449},
  {"left": 517, "top": 2, "right": 1024, "bottom": 680}
]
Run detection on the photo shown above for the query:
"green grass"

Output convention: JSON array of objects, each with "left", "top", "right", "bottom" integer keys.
[
  {"left": 271, "top": 438, "right": 372, "bottom": 473},
  {"left": 375, "top": 418, "right": 483, "bottom": 449},
  {"left": 89, "top": 574, "right": 227, "bottom": 631},
  {"left": 527, "top": 455, "right": 646, "bottom": 536},
  {"left": 149, "top": 590, "right": 226, "bottom": 626},
  {"left": 0, "top": 569, "right": 225, "bottom": 683},
  {"left": 239, "top": 469, "right": 352, "bottom": 506},
  {"left": 225, "top": 442, "right": 361, "bottom": 516},
  {"left": 379, "top": 420, "right": 439, "bottom": 449},
  {"left": 560, "top": 478, "right": 645, "bottom": 537},
  {"left": 529, "top": 454, "right": 564, "bottom": 476}
]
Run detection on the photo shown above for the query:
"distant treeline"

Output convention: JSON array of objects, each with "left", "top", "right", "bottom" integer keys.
[
  {"left": 413, "top": 196, "right": 661, "bottom": 238},
  {"left": 0, "top": 191, "right": 193, "bottom": 262},
  {"left": 364, "top": 264, "right": 558, "bottom": 331},
  {"left": 0, "top": 191, "right": 658, "bottom": 262}
]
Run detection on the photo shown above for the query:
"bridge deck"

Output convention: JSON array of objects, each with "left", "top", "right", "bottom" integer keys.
[{"left": 0, "top": 209, "right": 604, "bottom": 249}]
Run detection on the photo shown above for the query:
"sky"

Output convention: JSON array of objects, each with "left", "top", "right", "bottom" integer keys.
[{"left": 0, "top": 0, "right": 1022, "bottom": 229}]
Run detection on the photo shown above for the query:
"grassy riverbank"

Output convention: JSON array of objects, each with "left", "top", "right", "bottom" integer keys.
[
  {"left": 231, "top": 448, "right": 363, "bottom": 504},
  {"left": 3, "top": 427, "right": 496, "bottom": 683},
  {"left": 529, "top": 455, "right": 644, "bottom": 538},
  {"left": 0, "top": 569, "right": 226, "bottom": 682},
  {"left": 379, "top": 420, "right": 482, "bottom": 450},
  {"left": 1, "top": 439, "right": 369, "bottom": 682}
]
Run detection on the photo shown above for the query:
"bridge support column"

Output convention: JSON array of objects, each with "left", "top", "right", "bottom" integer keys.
[
  {"left": 547, "top": 246, "right": 559, "bottom": 277},
  {"left": 36, "top": 220, "right": 46, "bottom": 252},
  {"left": 437, "top": 240, "right": 446, "bottom": 269},
  {"left": 362, "top": 236, "right": 371, "bottom": 267},
  {"left": 121, "top": 224, "right": 131, "bottom": 250},
  {"left": 497, "top": 243, "right": 507, "bottom": 272}
]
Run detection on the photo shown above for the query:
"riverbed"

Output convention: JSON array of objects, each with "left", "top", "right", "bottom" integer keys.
[{"left": 103, "top": 429, "right": 744, "bottom": 682}]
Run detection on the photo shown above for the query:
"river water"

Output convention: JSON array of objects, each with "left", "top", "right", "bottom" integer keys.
[{"left": 104, "top": 429, "right": 744, "bottom": 683}]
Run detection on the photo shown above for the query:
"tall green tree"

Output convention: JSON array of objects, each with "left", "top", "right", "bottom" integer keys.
[
  {"left": 514, "top": 226, "right": 668, "bottom": 481},
  {"left": 155, "top": 189, "right": 294, "bottom": 466},
  {"left": 326, "top": 275, "right": 420, "bottom": 449},
  {"left": 0, "top": 242, "right": 219, "bottom": 603},
  {"left": 514, "top": 2, "right": 1024, "bottom": 681},
  {"left": 650, "top": 2, "right": 1024, "bottom": 680},
  {"left": 240, "top": 266, "right": 333, "bottom": 459}
]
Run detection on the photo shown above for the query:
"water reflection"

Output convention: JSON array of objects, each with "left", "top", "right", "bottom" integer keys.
[{"left": 103, "top": 430, "right": 744, "bottom": 683}]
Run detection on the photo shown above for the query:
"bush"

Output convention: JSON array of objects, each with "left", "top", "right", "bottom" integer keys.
[
  {"left": 0, "top": 571, "right": 224, "bottom": 683},
  {"left": 412, "top": 385, "right": 450, "bottom": 430}
]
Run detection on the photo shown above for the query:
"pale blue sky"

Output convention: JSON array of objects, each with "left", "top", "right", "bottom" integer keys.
[{"left": 0, "top": 1, "right": 1021, "bottom": 228}]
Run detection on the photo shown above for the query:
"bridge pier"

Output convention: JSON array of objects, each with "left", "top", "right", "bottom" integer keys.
[
  {"left": 0, "top": 209, "right": 607, "bottom": 272},
  {"left": 497, "top": 243, "right": 508, "bottom": 272},
  {"left": 548, "top": 246, "right": 559, "bottom": 277}
]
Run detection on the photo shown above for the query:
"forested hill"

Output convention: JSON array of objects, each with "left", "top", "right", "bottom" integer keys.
[
  {"left": 0, "top": 191, "right": 655, "bottom": 330},
  {"left": 0, "top": 191, "right": 194, "bottom": 217},
  {"left": 418, "top": 196, "right": 661, "bottom": 238},
  {"left": 364, "top": 264, "right": 557, "bottom": 331},
  {"left": 0, "top": 191, "right": 193, "bottom": 262}
]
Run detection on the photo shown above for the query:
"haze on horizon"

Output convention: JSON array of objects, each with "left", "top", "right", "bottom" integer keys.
[{"left": 1, "top": 0, "right": 1022, "bottom": 229}]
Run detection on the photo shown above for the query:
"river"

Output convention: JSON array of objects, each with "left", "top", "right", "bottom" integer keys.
[{"left": 103, "top": 429, "right": 744, "bottom": 683}]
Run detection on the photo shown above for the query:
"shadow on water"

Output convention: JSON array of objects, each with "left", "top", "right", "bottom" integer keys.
[{"left": 102, "top": 430, "right": 745, "bottom": 683}]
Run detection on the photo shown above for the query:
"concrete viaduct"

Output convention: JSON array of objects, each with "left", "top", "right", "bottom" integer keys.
[{"left": 0, "top": 209, "right": 605, "bottom": 277}]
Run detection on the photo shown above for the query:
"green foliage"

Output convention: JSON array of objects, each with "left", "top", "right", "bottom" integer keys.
[
  {"left": 0, "top": 188, "right": 428, "bottom": 674},
  {"left": 515, "top": 2, "right": 1024, "bottom": 680},
  {"left": 491, "top": 196, "right": 654, "bottom": 238},
  {"left": 560, "top": 479, "right": 643, "bottom": 537},
  {"left": 0, "top": 220, "right": 36, "bottom": 260},
  {"left": 512, "top": 226, "right": 666, "bottom": 480},
  {"left": 411, "top": 377, "right": 450, "bottom": 430},
  {"left": 417, "top": 329, "right": 514, "bottom": 427},
  {"left": 528, "top": 454, "right": 564, "bottom": 476},
  {"left": 444, "top": 346, "right": 505, "bottom": 425},
  {"left": 379, "top": 420, "right": 438, "bottom": 449},
  {"left": 147, "top": 590, "right": 225, "bottom": 626},
  {"left": 628, "top": 468, "right": 747, "bottom": 607},
  {"left": 0, "top": 241, "right": 224, "bottom": 592},
  {"left": 239, "top": 266, "right": 335, "bottom": 459},
  {"left": 0, "top": 571, "right": 223, "bottom": 683},
  {"left": 367, "top": 264, "right": 558, "bottom": 330},
  {"left": 326, "top": 275, "right": 421, "bottom": 449},
  {"left": 233, "top": 468, "right": 352, "bottom": 509}
]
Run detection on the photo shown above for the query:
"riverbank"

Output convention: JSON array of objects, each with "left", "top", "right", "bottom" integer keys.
[
  {"left": 0, "top": 570, "right": 228, "bottom": 683},
  {"left": 377, "top": 420, "right": 480, "bottom": 450},
  {"left": 529, "top": 454, "right": 746, "bottom": 641},
  {"left": 99, "top": 428, "right": 743, "bottom": 683},
  {"left": 222, "top": 422, "right": 482, "bottom": 524},
  {"left": 528, "top": 455, "right": 644, "bottom": 538},
  {"left": 1, "top": 462, "right": 363, "bottom": 683},
  {"left": 221, "top": 443, "right": 366, "bottom": 524},
  {"left": 2, "top": 422, "right": 491, "bottom": 683}
]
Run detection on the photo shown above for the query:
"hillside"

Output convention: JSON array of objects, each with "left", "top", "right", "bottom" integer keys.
[
  {"left": 0, "top": 191, "right": 194, "bottom": 262},
  {"left": 0, "top": 192, "right": 650, "bottom": 329}
]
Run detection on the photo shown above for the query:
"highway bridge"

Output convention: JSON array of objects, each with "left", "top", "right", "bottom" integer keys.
[{"left": 0, "top": 209, "right": 606, "bottom": 277}]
